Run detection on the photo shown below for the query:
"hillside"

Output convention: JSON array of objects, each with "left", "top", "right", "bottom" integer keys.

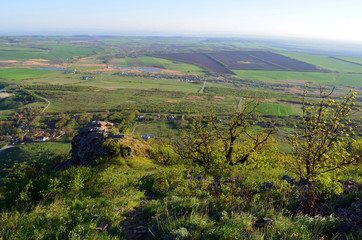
[{"left": 0, "top": 36, "right": 361, "bottom": 239}]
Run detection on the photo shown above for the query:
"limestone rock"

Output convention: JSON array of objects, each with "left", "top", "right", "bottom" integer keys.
[{"left": 55, "top": 121, "right": 149, "bottom": 170}]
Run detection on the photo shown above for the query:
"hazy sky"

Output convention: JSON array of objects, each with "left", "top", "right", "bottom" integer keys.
[{"left": 2, "top": 0, "right": 362, "bottom": 42}]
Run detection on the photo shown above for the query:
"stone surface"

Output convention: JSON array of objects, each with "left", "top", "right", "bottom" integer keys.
[
  {"left": 55, "top": 121, "right": 118, "bottom": 170},
  {"left": 134, "top": 225, "right": 147, "bottom": 234},
  {"left": 338, "top": 180, "right": 361, "bottom": 193},
  {"left": 333, "top": 200, "right": 362, "bottom": 234},
  {"left": 254, "top": 217, "right": 274, "bottom": 228},
  {"left": 55, "top": 121, "right": 150, "bottom": 170}
]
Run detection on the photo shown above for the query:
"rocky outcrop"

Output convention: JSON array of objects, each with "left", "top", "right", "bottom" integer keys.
[{"left": 55, "top": 121, "right": 127, "bottom": 170}]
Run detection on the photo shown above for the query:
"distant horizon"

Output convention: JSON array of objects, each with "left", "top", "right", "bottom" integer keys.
[
  {"left": 2, "top": 0, "right": 362, "bottom": 44},
  {"left": 2, "top": 29, "right": 362, "bottom": 45}
]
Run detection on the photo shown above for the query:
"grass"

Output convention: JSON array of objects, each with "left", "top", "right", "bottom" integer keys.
[
  {"left": 232, "top": 70, "right": 336, "bottom": 83},
  {"left": 0, "top": 134, "right": 360, "bottom": 239},
  {"left": 333, "top": 56, "right": 362, "bottom": 65},
  {"left": 336, "top": 73, "right": 362, "bottom": 87},
  {"left": 0, "top": 142, "right": 71, "bottom": 168},
  {"left": 133, "top": 121, "right": 179, "bottom": 138},
  {"left": 80, "top": 74, "right": 202, "bottom": 93},
  {"left": 137, "top": 56, "right": 205, "bottom": 74},
  {"left": 0, "top": 68, "right": 52, "bottom": 79},
  {"left": 278, "top": 52, "right": 362, "bottom": 73},
  {"left": 257, "top": 102, "right": 302, "bottom": 116},
  {"left": 120, "top": 58, "right": 127, "bottom": 66},
  {"left": 0, "top": 45, "right": 102, "bottom": 61}
]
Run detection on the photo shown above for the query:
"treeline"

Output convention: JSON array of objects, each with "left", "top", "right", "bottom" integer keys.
[{"left": 25, "top": 84, "right": 96, "bottom": 92}]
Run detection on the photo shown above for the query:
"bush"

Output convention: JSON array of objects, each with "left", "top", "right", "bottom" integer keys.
[{"left": 289, "top": 85, "right": 360, "bottom": 182}]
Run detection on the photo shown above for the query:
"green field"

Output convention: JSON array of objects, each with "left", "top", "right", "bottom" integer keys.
[
  {"left": 257, "top": 102, "right": 301, "bottom": 116},
  {"left": 133, "top": 121, "right": 179, "bottom": 138},
  {"left": 0, "top": 68, "right": 52, "bottom": 79},
  {"left": 0, "top": 45, "right": 102, "bottom": 61},
  {"left": 232, "top": 70, "right": 336, "bottom": 83},
  {"left": 336, "top": 73, "right": 362, "bottom": 87},
  {"left": 334, "top": 56, "right": 362, "bottom": 65},
  {"left": 137, "top": 56, "right": 205, "bottom": 74},
  {"left": 278, "top": 52, "right": 362, "bottom": 73}
]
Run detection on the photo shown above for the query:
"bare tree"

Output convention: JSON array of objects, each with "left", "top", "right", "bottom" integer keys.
[{"left": 176, "top": 99, "right": 276, "bottom": 169}]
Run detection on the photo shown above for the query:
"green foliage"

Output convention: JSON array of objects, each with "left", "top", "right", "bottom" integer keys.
[
  {"left": 102, "top": 138, "right": 122, "bottom": 155},
  {"left": 141, "top": 166, "right": 188, "bottom": 196},
  {"left": 315, "top": 176, "right": 343, "bottom": 199},
  {"left": 169, "top": 227, "right": 190, "bottom": 240},
  {"left": 149, "top": 138, "right": 183, "bottom": 165},
  {"left": 176, "top": 101, "right": 276, "bottom": 171},
  {"left": 289, "top": 85, "right": 360, "bottom": 182}
]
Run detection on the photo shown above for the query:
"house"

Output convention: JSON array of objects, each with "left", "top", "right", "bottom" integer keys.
[
  {"left": 36, "top": 136, "right": 49, "bottom": 142},
  {"left": 140, "top": 134, "right": 151, "bottom": 141},
  {"left": 82, "top": 76, "right": 95, "bottom": 80}
]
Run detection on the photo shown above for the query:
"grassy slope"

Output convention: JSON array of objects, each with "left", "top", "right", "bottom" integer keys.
[
  {"left": 0, "top": 141, "right": 360, "bottom": 239},
  {"left": 0, "top": 142, "right": 71, "bottom": 167}
]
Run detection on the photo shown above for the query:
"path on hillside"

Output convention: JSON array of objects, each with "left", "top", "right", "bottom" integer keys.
[
  {"left": 198, "top": 81, "right": 206, "bottom": 93},
  {"left": 131, "top": 123, "right": 141, "bottom": 135},
  {"left": 237, "top": 97, "right": 243, "bottom": 111},
  {"left": 0, "top": 144, "right": 15, "bottom": 154},
  {"left": 29, "top": 95, "right": 51, "bottom": 126}
]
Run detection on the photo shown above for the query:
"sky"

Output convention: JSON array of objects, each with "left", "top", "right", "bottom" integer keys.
[{"left": 2, "top": 0, "right": 362, "bottom": 43}]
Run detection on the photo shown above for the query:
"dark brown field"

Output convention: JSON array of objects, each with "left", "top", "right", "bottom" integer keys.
[
  {"left": 209, "top": 51, "right": 328, "bottom": 72},
  {"left": 155, "top": 53, "right": 235, "bottom": 74},
  {"left": 157, "top": 51, "right": 329, "bottom": 74}
]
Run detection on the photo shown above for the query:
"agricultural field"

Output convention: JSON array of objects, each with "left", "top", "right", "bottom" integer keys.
[
  {"left": 0, "top": 68, "right": 53, "bottom": 80},
  {"left": 0, "top": 45, "right": 103, "bottom": 61},
  {"left": 333, "top": 56, "right": 362, "bottom": 65},
  {"left": 232, "top": 70, "right": 336, "bottom": 83},
  {"left": 278, "top": 52, "right": 362, "bottom": 73},
  {"left": 0, "top": 36, "right": 360, "bottom": 120},
  {"left": 155, "top": 53, "right": 235, "bottom": 74},
  {"left": 209, "top": 51, "right": 323, "bottom": 71}
]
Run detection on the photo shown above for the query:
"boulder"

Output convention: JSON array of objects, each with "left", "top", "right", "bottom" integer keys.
[
  {"left": 55, "top": 121, "right": 149, "bottom": 170},
  {"left": 254, "top": 217, "right": 274, "bottom": 228}
]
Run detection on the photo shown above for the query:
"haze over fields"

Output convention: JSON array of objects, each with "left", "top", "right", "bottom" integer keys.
[{"left": 2, "top": 0, "right": 362, "bottom": 44}]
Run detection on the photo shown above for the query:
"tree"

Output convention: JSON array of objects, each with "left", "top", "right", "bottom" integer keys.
[
  {"left": 176, "top": 99, "right": 276, "bottom": 169},
  {"left": 289, "top": 85, "right": 360, "bottom": 182}
]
